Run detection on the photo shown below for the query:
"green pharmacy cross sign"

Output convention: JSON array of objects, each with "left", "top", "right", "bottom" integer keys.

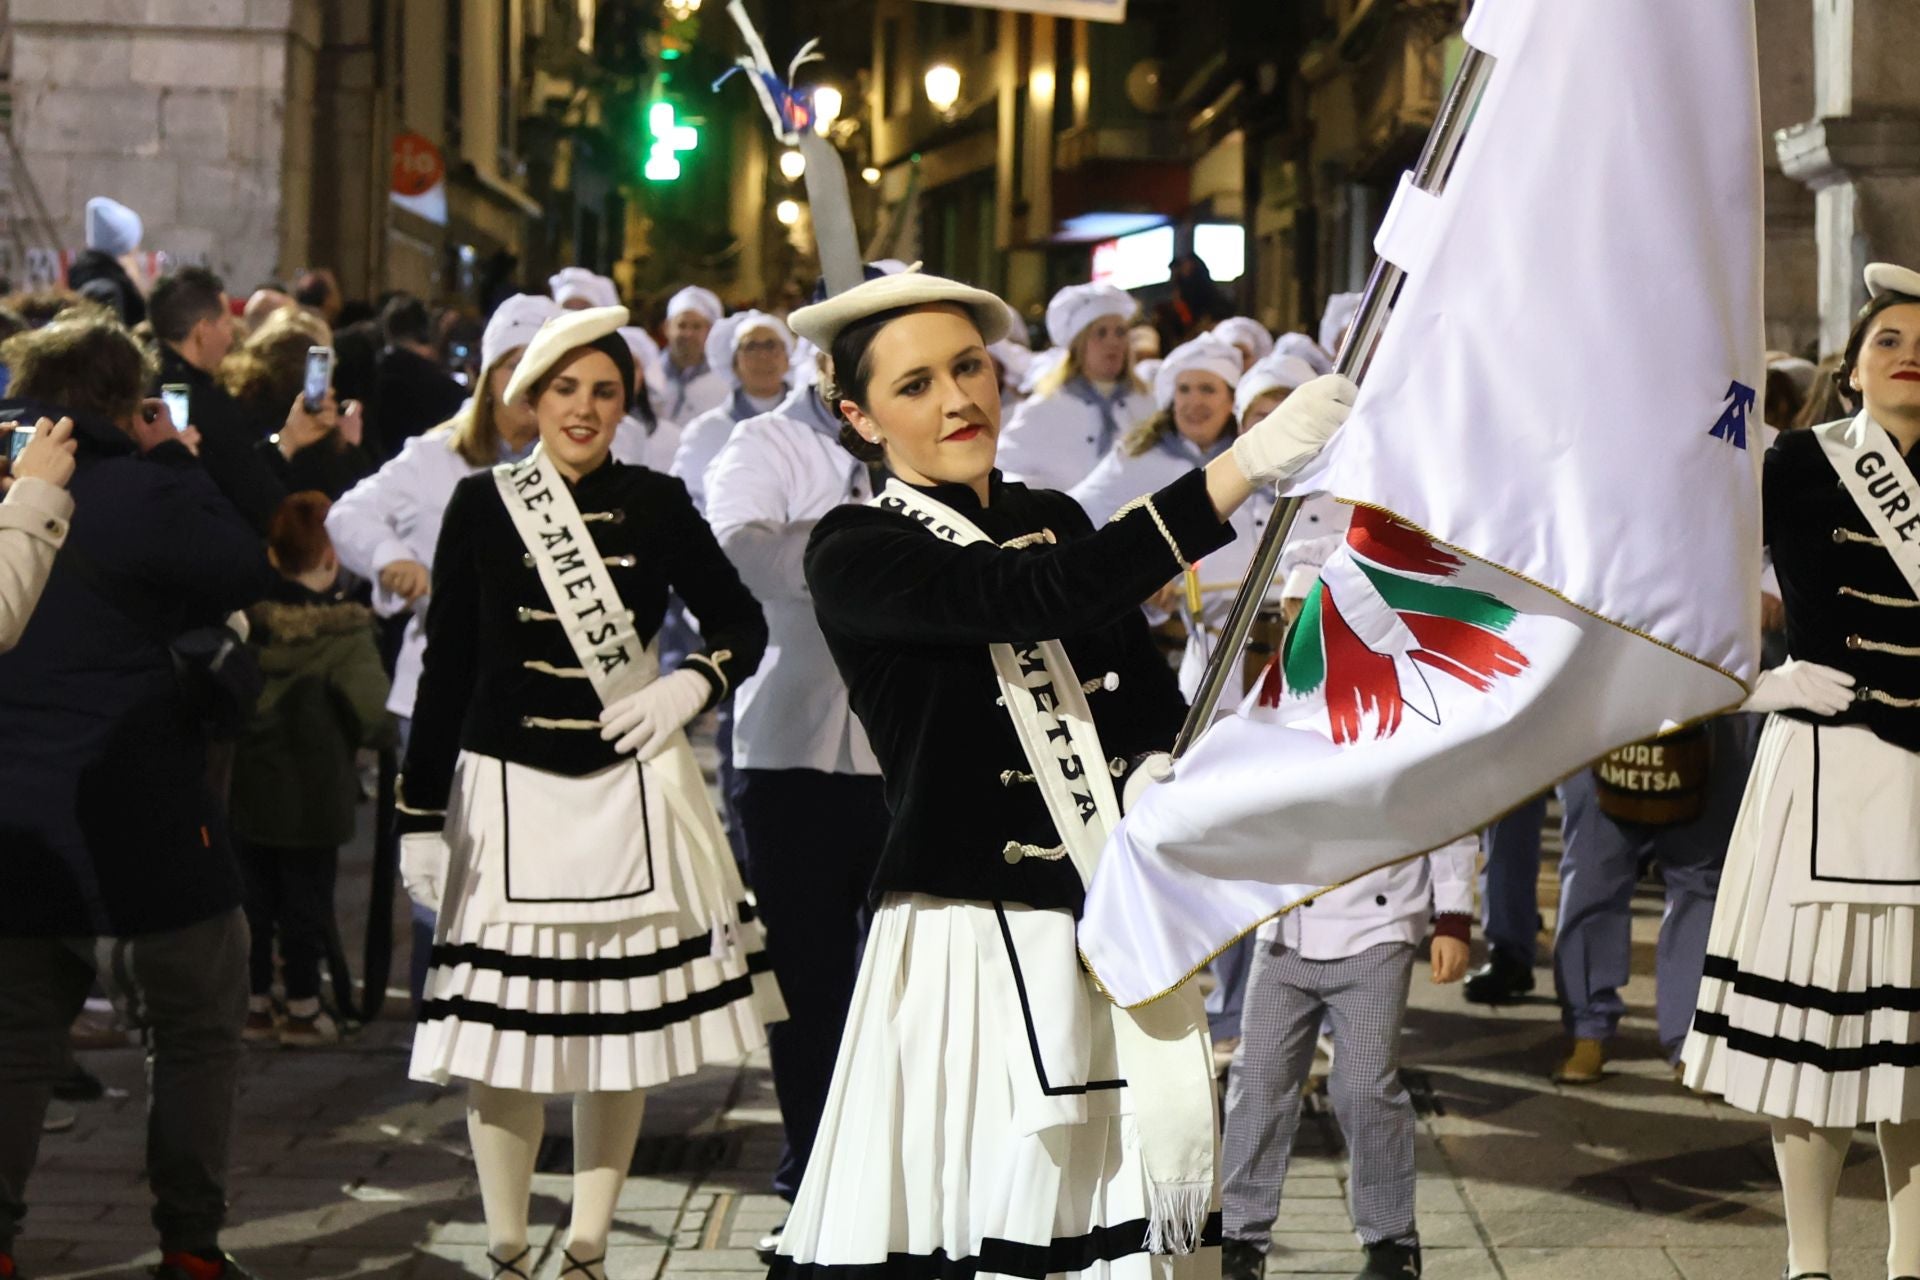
[{"left": 645, "top": 102, "right": 699, "bottom": 182}]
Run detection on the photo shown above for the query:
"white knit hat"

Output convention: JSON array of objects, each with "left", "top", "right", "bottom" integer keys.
[
  {"left": 1318, "top": 292, "right": 1363, "bottom": 356},
  {"left": 1153, "top": 334, "right": 1243, "bottom": 411},
  {"left": 666, "top": 285, "right": 725, "bottom": 323},
  {"left": 1234, "top": 354, "right": 1320, "bottom": 419},
  {"left": 482, "top": 294, "right": 562, "bottom": 371},
  {"left": 548, "top": 268, "right": 620, "bottom": 310},
  {"left": 787, "top": 269, "right": 1010, "bottom": 351},
  {"left": 1044, "top": 282, "right": 1137, "bottom": 349},
  {"left": 502, "top": 305, "right": 630, "bottom": 407},
  {"left": 84, "top": 197, "right": 142, "bottom": 257},
  {"left": 705, "top": 310, "right": 795, "bottom": 388},
  {"left": 1272, "top": 331, "right": 1333, "bottom": 376},
  {"left": 1213, "top": 317, "right": 1274, "bottom": 364},
  {"left": 1866, "top": 263, "right": 1920, "bottom": 300}
]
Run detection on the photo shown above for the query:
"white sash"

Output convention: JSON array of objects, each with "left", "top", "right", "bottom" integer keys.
[
  {"left": 1817, "top": 413, "right": 1920, "bottom": 601},
  {"left": 490, "top": 448, "right": 739, "bottom": 948},
  {"left": 873, "top": 478, "right": 1216, "bottom": 1254}
]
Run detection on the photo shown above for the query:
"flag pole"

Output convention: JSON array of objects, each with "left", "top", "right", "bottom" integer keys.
[{"left": 1171, "top": 47, "right": 1498, "bottom": 758}]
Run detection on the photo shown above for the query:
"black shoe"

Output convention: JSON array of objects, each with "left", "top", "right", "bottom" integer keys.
[
  {"left": 1221, "top": 1238, "right": 1264, "bottom": 1280},
  {"left": 150, "top": 1251, "right": 260, "bottom": 1280},
  {"left": 52, "top": 1063, "right": 104, "bottom": 1103},
  {"left": 756, "top": 1222, "right": 787, "bottom": 1264},
  {"left": 1356, "top": 1240, "right": 1421, "bottom": 1280},
  {"left": 1463, "top": 949, "right": 1535, "bottom": 1005}
]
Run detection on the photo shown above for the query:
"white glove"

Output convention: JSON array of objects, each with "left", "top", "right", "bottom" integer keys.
[
  {"left": 1122, "top": 752, "right": 1175, "bottom": 813},
  {"left": 1231, "top": 373, "right": 1359, "bottom": 487},
  {"left": 598, "top": 667, "right": 712, "bottom": 760},
  {"left": 400, "top": 832, "right": 450, "bottom": 913},
  {"left": 1742, "top": 660, "right": 1857, "bottom": 716}
]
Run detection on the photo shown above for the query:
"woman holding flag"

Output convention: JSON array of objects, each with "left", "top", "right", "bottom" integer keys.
[
  {"left": 775, "top": 268, "right": 1355, "bottom": 1278},
  {"left": 1684, "top": 263, "right": 1920, "bottom": 1280},
  {"left": 394, "top": 305, "right": 781, "bottom": 1280}
]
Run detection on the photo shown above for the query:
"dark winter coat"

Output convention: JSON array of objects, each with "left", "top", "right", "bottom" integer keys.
[
  {"left": 0, "top": 397, "right": 275, "bottom": 937},
  {"left": 65, "top": 251, "right": 146, "bottom": 327},
  {"left": 153, "top": 345, "right": 289, "bottom": 535},
  {"left": 229, "top": 581, "right": 395, "bottom": 849}
]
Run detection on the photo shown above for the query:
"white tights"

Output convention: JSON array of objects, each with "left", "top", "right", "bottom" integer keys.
[
  {"left": 1773, "top": 1118, "right": 1920, "bottom": 1278},
  {"left": 467, "top": 1082, "right": 649, "bottom": 1279}
]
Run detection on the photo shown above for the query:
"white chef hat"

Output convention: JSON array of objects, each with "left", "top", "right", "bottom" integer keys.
[
  {"left": 787, "top": 268, "right": 1010, "bottom": 351},
  {"left": 1866, "top": 263, "right": 1920, "bottom": 301},
  {"left": 502, "top": 305, "right": 631, "bottom": 408},
  {"left": 1272, "top": 331, "right": 1333, "bottom": 376},
  {"left": 84, "top": 197, "right": 142, "bottom": 257},
  {"left": 1213, "top": 316, "right": 1274, "bottom": 364},
  {"left": 618, "top": 325, "right": 668, "bottom": 395},
  {"left": 791, "top": 337, "right": 822, "bottom": 388},
  {"left": 990, "top": 340, "right": 1033, "bottom": 387},
  {"left": 1318, "top": 292, "right": 1364, "bottom": 356},
  {"left": 1766, "top": 353, "right": 1817, "bottom": 399},
  {"left": 1234, "top": 354, "right": 1321, "bottom": 420},
  {"left": 999, "top": 301, "right": 1032, "bottom": 350},
  {"left": 548, "top": 267, "right": 620, "bottom": 311},
  {"left": 482, "top": 294, "right": 562, "bottom": 371},
  {"left": 1278, "top": 533, "right": 1346, "bottom": 602},
  {"left": 1044, "top": 282, "right": 1137, "bottom": 349},
  {"left": 1153, "top": 334, "right": 1244, "bottom": 411},
  {"left": 666, "top": 285, "right": 725, "bottom": 324},
  {"left": 705, "top": 309, "right": 796, "bottom": 388}
]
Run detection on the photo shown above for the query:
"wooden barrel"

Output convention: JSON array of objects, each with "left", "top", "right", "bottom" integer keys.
[{"left": 1592, "top": 725, "right": 1713, "bottom": 826}]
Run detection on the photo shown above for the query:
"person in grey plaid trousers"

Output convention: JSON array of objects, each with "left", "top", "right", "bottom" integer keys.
[{"left": 1219, "top": 834, "right": 1477, "bottom": 1280}]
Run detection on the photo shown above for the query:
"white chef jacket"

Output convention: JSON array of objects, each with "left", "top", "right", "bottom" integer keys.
[
  {"left": 996, "top": 380, "right": 1154, "bottom": 494},
  {"left": 327, "top": 417, "right": 656, "bottom": 718},
  {"left": 1258, "top": 834, "right": 1479, "bottom": 961},
  {"left": 670, "top": 387, "right": 787, "bottom": 513},
  {"left": 703, "top": 386, "right": 881, "bottom": 776},
  {"left": 660, "top": 358, "right": 730, "bottom": 429}
]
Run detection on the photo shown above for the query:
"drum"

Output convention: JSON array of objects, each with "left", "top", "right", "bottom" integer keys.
[{"left": 1592, "top": 724, "right": 1712, "bottom": 826}]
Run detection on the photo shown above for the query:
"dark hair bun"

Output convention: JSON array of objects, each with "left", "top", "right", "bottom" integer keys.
[{"left": 837, "top": 421, "right": 885, "bottom": 465}]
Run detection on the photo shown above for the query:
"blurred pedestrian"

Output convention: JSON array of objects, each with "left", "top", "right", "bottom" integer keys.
[
  {"left": 0, "top": 311, "right": 273, "bottom": 1280},
  {"left": 231, "top": 492, "right": 394, "bottom": 1048},
  {"left": 1213, "top": 316, "right": 1275, "bottom": 372},
  {"left": 370, "top": 295, "right": 465, "bottom": 459},
  {"left": 995, "top": 282, "right": 1153, "bottom": 492},
  {"left": 670, "top": 310, "right": 794, "bottom": 511},
  {"left": 220, "top": 308, "right": 371, "bottom": 500},
  {"left": 659, "top": 286, "right": 728, "bottom": 426},
  {"left": 549, "top": 267, "right": 620, "bottom": 312},
  {"left": 65, "top": 197, "right": 147, "bottom": 327}
]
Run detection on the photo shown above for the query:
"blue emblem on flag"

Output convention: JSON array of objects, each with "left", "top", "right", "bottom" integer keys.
[{"left": 1708, "top": 380, "right": 1756, "bottom": 450}]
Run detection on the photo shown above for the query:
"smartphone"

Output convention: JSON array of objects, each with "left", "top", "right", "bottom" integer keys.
[
  {"left": 160, "top": 383, "right": 191, "bottom": 433},
  {"left": 6, "top": 423, "right": 35, "bottom": 464},
  {"left": 303, "top": 346, "right": 334, "bottom": 413}
]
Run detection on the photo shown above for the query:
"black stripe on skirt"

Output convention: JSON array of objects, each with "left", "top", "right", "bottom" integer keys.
[
  {"left": 771, "top": 1213, "right": 1222, "bottom": 1280},
  {"left": 1691, "top": 1010, "right": 1920, "bottom": 1072},
  {"left": 1701, "top": 954, "right": 1920, "bottom": 1017},
  {"left": 418, "top": 954, "right": 771, "bottom": 1035}
]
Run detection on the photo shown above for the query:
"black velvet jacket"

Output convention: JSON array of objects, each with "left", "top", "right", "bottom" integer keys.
[
  {"left": 1769, "top": 425, "right": 1920, "bottom": 750},
  {"left": 805, "top": 467, "right": 1234, "bottom": 913},
  {"left": 399, "top": 459, "right": 766, "bottom": 831}
]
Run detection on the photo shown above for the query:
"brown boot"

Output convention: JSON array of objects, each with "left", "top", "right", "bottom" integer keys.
[{"left": 1552, "top": 1038, "right": 1606, "bottom": 1084}]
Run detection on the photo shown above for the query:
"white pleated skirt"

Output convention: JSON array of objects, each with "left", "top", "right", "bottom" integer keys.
[
  {"left": 409, "top": 754, "right": 784, "bottom": 1095},
  {"left": 1682, "top": 715, "right": 1920, "bottom": 1125},
  {"left": 773, "top": 893, "right": 1220, "bottom": 1280}
]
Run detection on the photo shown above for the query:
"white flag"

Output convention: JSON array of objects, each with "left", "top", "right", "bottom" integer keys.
[{"left": 1080, "top": 0, "right": 1764, "bottom": 1009}]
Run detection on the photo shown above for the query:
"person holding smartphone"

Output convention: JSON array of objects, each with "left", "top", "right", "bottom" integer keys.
[{"left": 0, "top": 414, "right": 78, "bottom": 651}]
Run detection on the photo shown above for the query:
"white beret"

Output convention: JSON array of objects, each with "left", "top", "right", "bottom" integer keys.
[
  {"left": 1318, "top": 292, "right": 1364, "bottom": 356},
  {"left": 666, "top": 286, "right": 725, "bottom": 323},
  {"left": 84, "top": 197, "right": 143, "bottom": 257},
  {"left": 1044, "top": 282, "right": 1137, "bottom": 349},
  {"left": 503, "top": 305, "right": 631, "bottom": 408},
  {"left": 548, "top": 268, "right": 621, "bottom": 310},
  {"left": 482, "top": 294, "right": 563, "bottom": 371},
  {"left": 1234, "top": 354, "right": 1320, "bottom": 419},
  {"left": 787, "top": 268, "right": 1010, "bottom": 351},
  {"left": 1153, "top": 334, "right": 1243, "bottom": 411},
  {"left": 1272, "top": 331, "right": 1334, "bottom": 376},
  {"left": 1213, "top": 317, "right": 1274, "bottom": 363},
  {"left": 705, "top": 310, "right": 795, "bottom": 388},
  {"left": 1866, "top": 263, "right": 1920, "bottom": 300}
]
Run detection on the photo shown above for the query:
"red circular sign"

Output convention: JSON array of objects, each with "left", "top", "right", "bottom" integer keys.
[{"left": 391, "top": 133, "right": 446, "bottom": 198}]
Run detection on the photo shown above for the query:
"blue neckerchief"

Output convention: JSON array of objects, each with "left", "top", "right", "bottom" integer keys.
[
  {"left": 1059, "top": 375, "right": 1133, "bottom": 457},
  {"left": 787, "top": 385, "right": 842, "bottom": 443},
  {"left": 665, "top": 358, "right": 710, "bottom": 419},
  {"left": 498, "top": 435, "right": 536, "bottom": 464},
  {"left": 1153, "top": 428, "right": 1233, "bottom": 470},
  {"left": 728, "top": 382, "right": 790, "bottom": 424}
]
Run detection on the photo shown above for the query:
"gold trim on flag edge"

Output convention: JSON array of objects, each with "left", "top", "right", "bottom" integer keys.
[{"left": 1080, "top": 498, "right": 1757, "bottom": 1011}]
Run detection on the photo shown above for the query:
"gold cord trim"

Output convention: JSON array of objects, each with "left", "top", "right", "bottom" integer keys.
[
  {"left": 999, "top": 769, "right": 1036, "bottom": 786},
  {"left": 1833, "top": 528, "right": 1881, "bottom": 546},
  {"left": 686, "top": 651, "right": 733, "bottom": 699},
  {"left": 1112, "top": 495, "right": 1190, "bottom": 570},
  {"left": 1861, "top": 689, "right": 1920, "bottom": 708},
  {"left": 1001, "top": 529, "right": 1058, "bottom": 550},
  {"left": 1850, "top": 636, "right": 1920, "bottom": 657},
  {"left": 520, "top": 715, "right": 600, "bottom": 730},
  {"left": 1003, "top": 840, "right": 1068, "bottom": 864},
  {"left": 515, "top": 607, "right": 560, "bottom": 622},
  {"left": 392, "top": 776, "right": 445, "bottom": 817},
  {"left": 1840, "top": 586, "right": 1920, "bottom": 608},
  {"left": 522, "top": 660, "right": 590, "bottom": 678}
]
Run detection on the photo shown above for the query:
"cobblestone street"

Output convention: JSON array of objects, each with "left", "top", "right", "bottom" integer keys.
[{"left": 9, "top": 799, "right": 1898, "bottom": 1279}]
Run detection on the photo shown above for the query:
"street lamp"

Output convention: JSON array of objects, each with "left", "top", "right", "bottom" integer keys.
[
  {"left": 811, "top": 85, "right": 843, "bottom": 134},
  {"left": 924, "top": 63, "right": 961, "bottom": 116},
  {"left": 861, "top": 166, "right": 882, "bottom": 186},
  {"left": 775, "top": 199, "right": 802, "bottom": 227},
  {"left": 778, "top": 148, "right": 807, "bottom": 181}
]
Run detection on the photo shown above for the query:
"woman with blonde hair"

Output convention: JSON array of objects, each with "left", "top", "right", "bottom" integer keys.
[
  {"left": 994, "top": 282, "right": 1154, "bottom": 492},
  {"left": 220, "top": 307, "right": 372, "bottom": 498}
]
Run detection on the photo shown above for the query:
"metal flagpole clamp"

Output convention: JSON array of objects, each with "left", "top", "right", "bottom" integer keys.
[{"left": 1170, "top": 47, "right": 1498, "bottom": 760}]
